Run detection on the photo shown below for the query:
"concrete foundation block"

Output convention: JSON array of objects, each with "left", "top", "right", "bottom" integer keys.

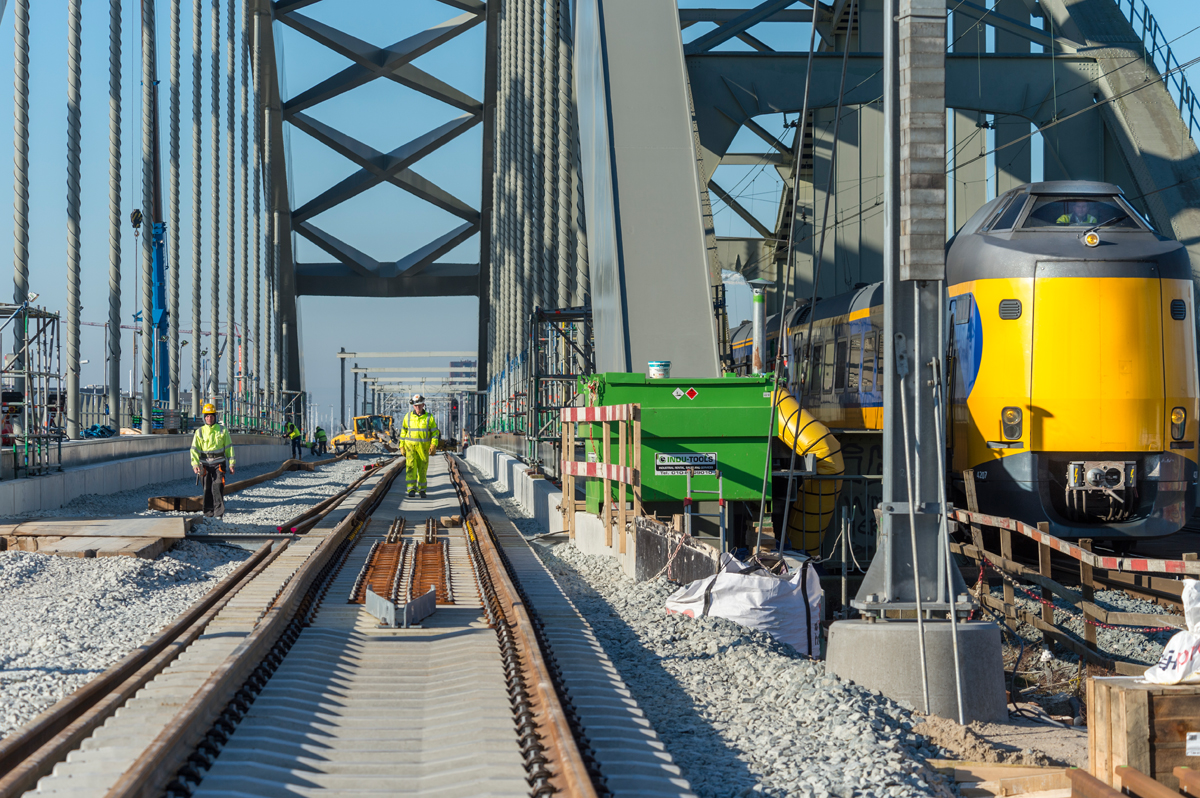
[{"left": 826, "top": 619, "right": 1008, "bottom": 723}]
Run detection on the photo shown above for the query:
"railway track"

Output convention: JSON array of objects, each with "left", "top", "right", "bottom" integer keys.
[{"left": 0, "top": 454, "right": 646, "bottom": 798}]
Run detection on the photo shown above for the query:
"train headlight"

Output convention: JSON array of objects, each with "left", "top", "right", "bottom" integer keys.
[
  {"left": 1083, "top": 231, "right": 1101, "bottom": 247},
  {"left": 1001, "top": 406, "right": 1022, "bottom": 440},
  {"left": 1171, "top": 406, "right": 1187, "bottom": 440}
]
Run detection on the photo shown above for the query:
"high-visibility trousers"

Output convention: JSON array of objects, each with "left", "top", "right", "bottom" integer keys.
[{"left": 405, "top": 445, "right": 429, "bottom": 491}]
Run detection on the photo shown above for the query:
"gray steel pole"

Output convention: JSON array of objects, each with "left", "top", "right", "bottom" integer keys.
[
  {"left": 190, "top": 0, "right": 202, "bottom": 413},
  {"left": 339, "top": 348, "right": 345, "bottom": 429},
  {"left": 11, "top": 0, "right": 30, "bottom": 408},
  {"left": 107, "top": 0, "right": 123, "bottom": 429},
  {"left": 139, "top": 0, "right": 156, "bottom": 434},
  {"left": 208, "top": 0, "right": 221, "bottom": 397},
  {"left": 225, "top": 0, "right": 236, "bottom": 398},
  {"left": 239, "top": 0, "right": 249, "bottom": 403},
  {"left": 168, "top": 0, "right": 181, "bottom": 411},
  {"left": 65, "top": 0, "right": 83, "bottom": 439}
]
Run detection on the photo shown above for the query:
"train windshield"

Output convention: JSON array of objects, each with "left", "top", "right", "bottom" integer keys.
[{"left": 1021, "top": 196, "right": 1140, "bottom": 229}]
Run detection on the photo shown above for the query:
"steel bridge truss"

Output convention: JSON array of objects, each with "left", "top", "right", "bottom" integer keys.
[{"left": 270, "top": 0, "right": 486, "bottom": 301}]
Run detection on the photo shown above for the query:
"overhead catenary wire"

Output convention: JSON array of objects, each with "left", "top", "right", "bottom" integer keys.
[{"left": 754, "top": 1, "right": 858, "bottom": 555}]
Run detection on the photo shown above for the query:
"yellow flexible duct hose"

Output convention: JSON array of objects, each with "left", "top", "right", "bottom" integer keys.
[{"left": 774, "top": 387, "right": 844, "bottom": 556}]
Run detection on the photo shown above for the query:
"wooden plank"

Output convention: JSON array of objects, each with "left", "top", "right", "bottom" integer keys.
[
  {"left": 1037, "top": 523, "right": 1055, "bottom": 628},
  {"left": 1080, "top": 538, "right": 1097, "bottom": 651},
  {"left": 1000, "top": 525, "right": 1015, "bottom": 630},
  {"left": 1088, "top": 677, "right": 1104, "bottom": 782},
  {"left": 968, "top": 770, "right": 1070, "bottom": 795},
  {"left": 1081, "top": 602, "right": 1185, "bottom": 631},
  {"left": 5, "top": 518, "right": 187, "bottom": 539},
  {"left": 1118, "top": 689, "right": 1152, "bottom": 789},
  {"left": 951, "top": 540, "right": 1084, "bottom": 605},
  {"left": 618, "top": 420, "right": 627, "bottom": 555},
  {"left": 632, "top": 409, "right": 642, "bottom": 521},
  {"left": 1175, "top": 766, "right": 1200, "bottom": 795},
  {"left": 602, "top": 420, "right": 612, "bottom": 548},
  {"left": 1114, "top": 765, "right": 1179, "bottom": 798}
]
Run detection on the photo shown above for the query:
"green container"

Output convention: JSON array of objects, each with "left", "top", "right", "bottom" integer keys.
[{"left": 579, "top": 372, "right": 776, "bottom": 511}]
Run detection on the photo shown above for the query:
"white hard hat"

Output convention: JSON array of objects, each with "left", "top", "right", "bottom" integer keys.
[{"left": 411, "top": 393, "right": 425, "bottom": 405}]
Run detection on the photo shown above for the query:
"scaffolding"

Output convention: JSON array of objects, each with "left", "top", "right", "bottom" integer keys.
[
  {"left": 525, "top": 306, "right": 594, "bottom": 470},
  {"left": 0, "top": 302, "right": 63, "bottom": 477}
]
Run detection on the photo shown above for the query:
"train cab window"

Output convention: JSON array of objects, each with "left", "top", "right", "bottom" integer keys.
[
  {"left": 822, "top": 341, "right": 836, "bottom": 394},
  {"left": 989, "top": 196, "right": 1028, "bottom": 231},
  {"left": 862, "top": 333, "right": 876, "bottom": 392},
  {"left": 835, "top": 339, "right": 849, "bottom": 391},
  {"left": 1022, "top": 196, "right": 1140, "bottom": 229},
  {"left": 848, "top": 335, "right": 862, "bottom": 391}
]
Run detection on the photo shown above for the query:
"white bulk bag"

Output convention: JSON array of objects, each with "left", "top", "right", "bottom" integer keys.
[
  {"left": 1143, "top": 578, "right": 1200, "bottom": 685},
  {"left": 665, "top": 553, "right": 824, "bottom": 656}
]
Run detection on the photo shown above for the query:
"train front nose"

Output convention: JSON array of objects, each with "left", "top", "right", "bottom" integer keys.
[{"left": 969, "top": 450, "right": 1197, "bottom": 539}]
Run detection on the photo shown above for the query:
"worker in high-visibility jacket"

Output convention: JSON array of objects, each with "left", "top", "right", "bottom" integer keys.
[
  {"left": 191, "top": 402, "right": 235, "bottom": 518},
  {"left": 285, "top": 421, "right": 303, "bottom": 459},
  {"left": 314, "top": 427, "right": 328, "bottom": 456},
  {"left": 401, "top": 393, "right": 439, "bottom": 498}
]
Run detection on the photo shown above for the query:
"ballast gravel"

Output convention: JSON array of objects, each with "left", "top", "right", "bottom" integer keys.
[
  {"left": 470, "top": 467, "right": 957, "bottom": 798},
  {"left": 0, "top": 455, "right": 376, "bottom": 740},
  {"left": 0, "top": 541, "right": 249, "bottom": 738},
  {"left": 986, "top": 582, "right": 1181, "bottom": 666},
  {"left": 2, "top": 457, "right": 375, "bottom": 534}
]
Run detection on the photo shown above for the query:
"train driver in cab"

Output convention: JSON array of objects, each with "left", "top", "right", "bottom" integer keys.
[{"left": 1056, "top": 199, "right": 1098, "bottom": 226}]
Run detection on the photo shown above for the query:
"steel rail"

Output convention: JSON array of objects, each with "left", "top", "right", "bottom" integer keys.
[
  {"left": 272, "top": 458, "right": 396, "bottom": 534},
  {"left": 103, "top": 458, "right": 407, "bottom": 798},
  {"left": 447, "top": 456, "right": 599, "bottom": 798},
  {"left": 0, "top": 540, "right": 283, "bottom": 798}
]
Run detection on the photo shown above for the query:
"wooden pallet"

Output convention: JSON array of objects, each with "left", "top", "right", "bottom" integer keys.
[
  {"left": 1088, "top": 676, "right": 1200, "bottom": 792},
  {"left": 0, "top": 517, "right": 189, "bottom": 558}
]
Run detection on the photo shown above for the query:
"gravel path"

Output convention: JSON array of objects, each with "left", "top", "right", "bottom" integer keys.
[
  {"left": 470, "top": 466, "right": 957, "bottom": 798},
  {"left": 0, "top": 540, "right": 249, "bottom": 738}
]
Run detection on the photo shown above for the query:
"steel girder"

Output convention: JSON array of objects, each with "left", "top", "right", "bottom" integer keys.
[
  {"left": 271, "top": 1, "right": 486, "bottom": 306},
  {"left": 687, "top": 51, "right": 1100, "bottom": 179}
]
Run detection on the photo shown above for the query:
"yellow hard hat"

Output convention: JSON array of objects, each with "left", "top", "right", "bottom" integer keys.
[{"left": 202, "top": 402, "right": 217, "bottom": 415}]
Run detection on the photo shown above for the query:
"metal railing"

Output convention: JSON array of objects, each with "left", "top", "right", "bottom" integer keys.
[{"left": 1115, "top": 0, "right": 1200, "bottom": 139}]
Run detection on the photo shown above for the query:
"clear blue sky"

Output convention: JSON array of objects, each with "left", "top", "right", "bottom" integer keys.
[{"left": 0, "top": 0, "right": 1195, "bottom": 429}]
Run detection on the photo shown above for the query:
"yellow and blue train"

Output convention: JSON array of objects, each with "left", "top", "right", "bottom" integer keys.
[{"left": 731, "top": 181, "right": 1198, "bottom": 540}]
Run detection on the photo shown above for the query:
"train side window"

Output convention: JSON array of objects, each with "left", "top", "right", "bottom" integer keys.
[
  {"left": 862, "top": 333, "right": 875, "bottom": 392},
  {"left": 835, "top": 338, "right": 849, "bottom": 391},
  {"left": 877, "top": 333, "right": 885, "bottom": 391},
  {"left": 822, "top": 341, "right": 836, "bottom": 394},
  {"left": 848, "top": 335, "right": 862, "bottom": 391},
  {"left": 991, "top": 196, "right": 1027, "bottom": 231}
]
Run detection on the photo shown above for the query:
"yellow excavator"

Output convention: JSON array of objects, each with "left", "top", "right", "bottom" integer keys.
[{"left": 331, "top": 415, "right": 399, "bottom": 454}]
